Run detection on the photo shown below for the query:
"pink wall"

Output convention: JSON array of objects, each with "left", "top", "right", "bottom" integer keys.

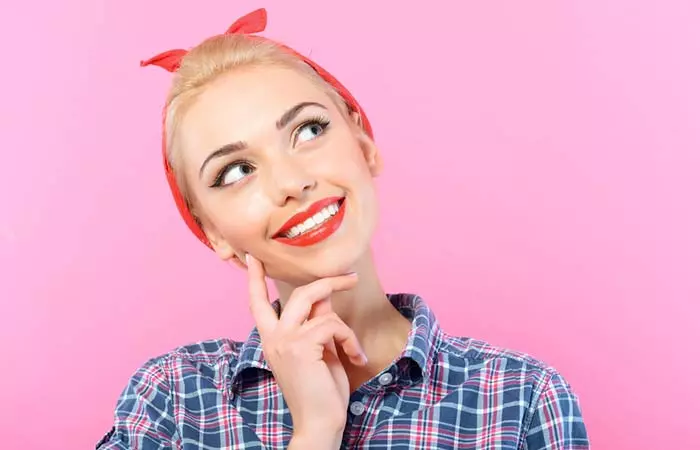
[{"left": 1, "top": 1, "right": 698, "bottom": 448}]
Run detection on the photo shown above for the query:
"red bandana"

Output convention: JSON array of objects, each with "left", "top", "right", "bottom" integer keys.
[{"left": 141, "top": 8, "right": 373, "bottom": 248}]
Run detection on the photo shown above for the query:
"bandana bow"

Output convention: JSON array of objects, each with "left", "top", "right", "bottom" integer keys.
[
  {"left": 140, "top": 8, "right": 268, "bottom": 72},
  {"left": 141, "top": 8, "right": 373, "bottom": 248}
]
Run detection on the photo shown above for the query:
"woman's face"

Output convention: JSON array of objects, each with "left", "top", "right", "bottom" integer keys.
[{"left": 176, "top": 65, "right": 382, "bottom": 283}]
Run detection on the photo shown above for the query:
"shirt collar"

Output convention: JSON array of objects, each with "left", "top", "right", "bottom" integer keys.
[
  {"left": 230, "top": 293, "right": 442, "bottom": 392},
  {"left": 391, "top": 293, "right": 441, "bottom": 379}
]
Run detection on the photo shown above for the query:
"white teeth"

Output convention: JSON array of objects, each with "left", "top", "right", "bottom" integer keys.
[{"left": 283, "top": 201, "right": 342, "bottom": 238}]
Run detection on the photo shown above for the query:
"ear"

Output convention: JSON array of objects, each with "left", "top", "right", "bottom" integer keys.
[
  {"left": 209, "top": 232, "right": 248, "bottom": 269},
  {"left": 350, "top": 111, "right": 383, "bottom": 177},
  {"left": 201, "top": 217, "right": 238, "bottom": 262}
]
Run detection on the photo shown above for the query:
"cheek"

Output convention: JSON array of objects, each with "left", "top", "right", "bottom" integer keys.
[
  {"left": 314, "top": 141, "right": 370, "bottom": 181},
  {"left": 203, "top": 194, "right": 270, "bottom": 245}
]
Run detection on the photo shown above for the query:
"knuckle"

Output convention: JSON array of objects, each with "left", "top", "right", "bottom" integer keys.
[
  {"left": 311, "top": 320, "right": 331, "bottom": 334},
  {"left": 328, "top": 314, "right": 348, "bottom": 330},
  {"left": 317, "top": 312, "right": 340, "bottom": 324},
  {"left": 329, "top": 312, "right": 343, "bottom": 324}
]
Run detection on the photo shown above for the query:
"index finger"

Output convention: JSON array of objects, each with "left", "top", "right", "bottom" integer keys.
[
  {"left": 279, "top": 274, "right": 358, "bottom": 329},
  {"left": 246, "top": 254, "right": 278, "bottom": 337}
]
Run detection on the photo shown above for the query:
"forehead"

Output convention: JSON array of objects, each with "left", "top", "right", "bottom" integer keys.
[{"left": 178, "top": 66, "right": 333, "bottom": 161}]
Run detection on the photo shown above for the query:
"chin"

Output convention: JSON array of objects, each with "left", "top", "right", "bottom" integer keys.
[
  {"left": 268, "top": 232, "right": 369, "bottom": 283},
  {"left": 301, "top": 242, "right": 366, "bottom": 278}
]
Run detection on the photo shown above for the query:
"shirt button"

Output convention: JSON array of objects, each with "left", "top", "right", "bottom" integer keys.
[
  {"left": 378, "top": 372, "right": 393, "bottom": 386},
  {"left": 349, "top": 401, "right": 365, "bottom": 415}
]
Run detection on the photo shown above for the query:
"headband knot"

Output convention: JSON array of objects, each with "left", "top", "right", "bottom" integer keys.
[
  {"left": 140, "top": 8, "right": 268, "bottom": 72},
  {"left": 225, "top": 7, "right": 267, "bottom": 34}
]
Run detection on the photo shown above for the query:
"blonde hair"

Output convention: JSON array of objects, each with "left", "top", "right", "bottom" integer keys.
[{"left": 163, "top": 34, "right": 351, "bottom": 221}]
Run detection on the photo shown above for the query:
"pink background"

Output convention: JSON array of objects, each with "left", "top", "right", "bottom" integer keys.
[{"left": 1, "top": 0, "right": 698, "bottom": 448}]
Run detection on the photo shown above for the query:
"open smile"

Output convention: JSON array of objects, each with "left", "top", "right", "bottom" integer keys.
[{"left": 273, "top": 196, "right": 346, "bottom": 247}]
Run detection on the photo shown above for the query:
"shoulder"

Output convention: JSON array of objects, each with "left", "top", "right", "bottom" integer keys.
[
  {"left": 123, "top": 337, "right": 245, "bottom": 390},
  {"left": 165, "top": 337, "right": 245, "bottom": 365},
  {"left": 437, "top": 333, "right": 581, "bottom": 402},
  {"left": 99, "top": 339, "right": 246, "bottom": 448},
  {"left": 441, "top": 333, "right": 560, "bottom": 376},
  {"left": 111, "top": 338, "right": 245, "bottom": 416}
]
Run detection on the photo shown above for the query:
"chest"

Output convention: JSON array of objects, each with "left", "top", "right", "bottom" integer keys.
[{"left": 172, "top": 376, "right": 529, "bottom": 449}]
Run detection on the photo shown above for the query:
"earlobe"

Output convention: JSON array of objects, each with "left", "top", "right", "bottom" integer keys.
[
  {"left": 228, "top": 253, "right": 247, "bottom": 269},
  {"left": 210, "top": 238, "right": 237, "bottom": 262},
  {"left": 202, "top": 222, "right": 237, "bottom": 262},
  {"left": 208, "top": 231, "right": 247, "bottom": 269}
]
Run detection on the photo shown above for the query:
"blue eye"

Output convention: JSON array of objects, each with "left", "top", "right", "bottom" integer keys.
[
  {"left": 212, "top": 161, "right": 255, "bottom": 187},
  {"left": 294, "top": 117, "right": 330, "bottom": 145}
]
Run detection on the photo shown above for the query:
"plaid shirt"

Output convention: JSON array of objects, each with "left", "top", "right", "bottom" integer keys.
[{"left": 97, "top": 294, "right": 589, "bottom": 449}]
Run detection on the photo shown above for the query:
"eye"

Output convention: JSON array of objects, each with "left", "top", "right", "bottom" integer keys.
[
  {"left": 293, "top": 117, "right": 330, "bottom": 145},
  {"left": 212, "top": 161, "right": 255, "bottom": 187}
]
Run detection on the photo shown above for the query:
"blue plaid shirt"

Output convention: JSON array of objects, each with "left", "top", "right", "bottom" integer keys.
[{"left": 98, "top": 294, "right": 589, "bottom": 449}]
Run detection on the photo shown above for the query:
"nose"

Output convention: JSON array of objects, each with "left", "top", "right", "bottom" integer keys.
[{"left": 266, "top": 155, "right": 316, "bottom": 206}]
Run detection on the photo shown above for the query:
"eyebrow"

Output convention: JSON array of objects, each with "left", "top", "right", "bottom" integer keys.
[
  {"left": 199, "top": 141, "right": 247, "bottom": 178},
  {"left": 276, "top": 101, "right": 326, "bottom": 129},
  {"left": 199, "top": 101, "right": 328, "bottom": 178}
]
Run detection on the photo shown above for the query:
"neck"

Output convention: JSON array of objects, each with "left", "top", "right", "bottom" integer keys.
[{"left": 274, "top": 250, "right": 412, "bottom": 390}]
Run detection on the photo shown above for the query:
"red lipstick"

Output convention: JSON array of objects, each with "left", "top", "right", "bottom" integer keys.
[{"left": 274, "top": 196, "right": 346, "bottom": 247}]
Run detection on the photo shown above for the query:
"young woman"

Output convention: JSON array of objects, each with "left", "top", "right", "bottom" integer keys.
[{"left": 98, "top": 8, "right": 589, "bottom": 450}]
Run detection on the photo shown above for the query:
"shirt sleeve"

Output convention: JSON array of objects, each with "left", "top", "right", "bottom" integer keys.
[
  {"left": 96, "top": 359, "right": 180, "bottom": 450},
  {"left": 523, "top": 372, "right": 590, "bottom": 450}
]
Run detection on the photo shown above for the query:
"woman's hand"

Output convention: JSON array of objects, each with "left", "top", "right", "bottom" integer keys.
[{"left": 245, "top": 254, "right": 368, "bottom": 448}]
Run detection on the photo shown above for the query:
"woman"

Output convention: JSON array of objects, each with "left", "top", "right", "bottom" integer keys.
[{"left": 99, "top": 8, "right": 589, "bottom": 450}]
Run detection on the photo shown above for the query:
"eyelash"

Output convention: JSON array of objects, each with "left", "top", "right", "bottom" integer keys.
[
  {"left": 293, "top": 115, "right": 331, "bottom": 144},
  {"left": 209, "top": 116, "right": 332, "bottom": 188},
  {"left": 210, "top": 160, "right": 252, "bottom": 188}
]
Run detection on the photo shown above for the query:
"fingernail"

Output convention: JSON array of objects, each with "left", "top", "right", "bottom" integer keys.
[
  {"left": 348, "top": 272, "right": 358, "bottom": 277},
  {"left": 244, "top": 253, "right": 250, "bottom": 265}
]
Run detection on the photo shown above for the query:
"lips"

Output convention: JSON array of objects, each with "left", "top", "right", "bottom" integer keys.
[{"left": 273, "top": 196, "right": 346, "bottom": 247}]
